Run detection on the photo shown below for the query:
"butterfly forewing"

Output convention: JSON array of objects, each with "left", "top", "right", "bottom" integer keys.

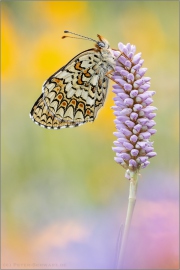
[{"left": 30, "top": 34, "right": 116, "bottom": 129}]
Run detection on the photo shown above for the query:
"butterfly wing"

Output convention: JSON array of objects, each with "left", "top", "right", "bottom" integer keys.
[
  {"left": 30, "top": 94, "right": 81, "bottom": 129},
  {"left": 30, "top": 49, "right": 110, "bottom": 129}
]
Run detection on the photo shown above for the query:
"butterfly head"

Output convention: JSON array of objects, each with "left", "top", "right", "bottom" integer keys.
[
  {"left": 96, "top": 34, "right": 116, "bottom": 68},
  {"left": 96, "top": 34, "right": 110, "bottom": 49}
]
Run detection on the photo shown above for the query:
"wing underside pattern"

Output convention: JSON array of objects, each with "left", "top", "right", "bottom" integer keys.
[{"left": 30, "top": 49, "right": 112, "bottom": 129}]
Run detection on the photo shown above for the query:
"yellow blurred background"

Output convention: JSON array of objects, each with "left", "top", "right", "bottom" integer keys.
[{"left": 1, "top": 1, "right": 179, "bottom": 269}]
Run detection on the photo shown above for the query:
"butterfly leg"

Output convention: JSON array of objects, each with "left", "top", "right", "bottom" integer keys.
[
  {"left": 118, "top": 51, "right": 133, "bottom": 64},
  {"left": 112, "top": 49, "right": 133, "bottom": 63},
  {"left": 105, "top": 69, "right": 124, "bottom": 89}
]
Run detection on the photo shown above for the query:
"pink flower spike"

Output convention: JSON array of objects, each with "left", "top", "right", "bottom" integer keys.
[
  {"left": 112, "top": 43, "right": 157, "bottom": 267},
  {"left": 112, "top": 42, "right": 156, "bottom": 176}
]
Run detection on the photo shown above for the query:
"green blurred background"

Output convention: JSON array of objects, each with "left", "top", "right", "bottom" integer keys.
[{"left": 1, "top": 1, "right": 179, "bottom": 269}]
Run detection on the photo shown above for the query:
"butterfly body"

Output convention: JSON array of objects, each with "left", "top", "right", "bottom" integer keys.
[{"left": 30, "top": 33, "right": 116, "bottom": 129}]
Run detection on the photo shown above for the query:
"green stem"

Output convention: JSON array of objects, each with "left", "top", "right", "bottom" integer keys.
[{"left": 117, "top": 170, "right": 139, "bottom": 269}]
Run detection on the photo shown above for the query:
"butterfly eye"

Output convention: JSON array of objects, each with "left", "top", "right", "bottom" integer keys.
[{"left": 97, "top": 41, "right": 105, "bottom": 48}]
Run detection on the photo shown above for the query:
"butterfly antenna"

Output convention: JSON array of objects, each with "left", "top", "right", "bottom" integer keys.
[
  {"left": 63, "top": 30, "right": 97, "bottom": 43},
  {"left": 62, "top": 36, "right": 92, "bottom": 41}
]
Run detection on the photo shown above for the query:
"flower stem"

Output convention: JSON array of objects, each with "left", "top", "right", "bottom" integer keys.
[{"left": 117, "top": 170, "right": 139, "bottom": 269}]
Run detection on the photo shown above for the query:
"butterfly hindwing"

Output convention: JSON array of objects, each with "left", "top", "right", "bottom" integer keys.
[{"left": 30, "top": 94, "right": 82, "bottom": 129}]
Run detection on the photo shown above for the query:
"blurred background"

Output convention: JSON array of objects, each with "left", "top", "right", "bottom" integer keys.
[{"left": 1, "top": 1, "right": 179, "bottom": 269}]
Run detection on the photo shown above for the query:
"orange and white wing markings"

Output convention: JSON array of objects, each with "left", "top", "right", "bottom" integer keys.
[{"left": 30, "top": 31, "right": 116, "bottom": 129}]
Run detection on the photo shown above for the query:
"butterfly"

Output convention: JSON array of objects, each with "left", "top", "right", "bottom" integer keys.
[{"left": 30, "top": 30, "right": 118, "bottom": 129}]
